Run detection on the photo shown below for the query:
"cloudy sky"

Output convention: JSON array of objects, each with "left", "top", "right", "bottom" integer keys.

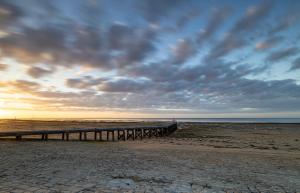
[{"left": 0, "top": 0, "right": 300, "bottom": 119}]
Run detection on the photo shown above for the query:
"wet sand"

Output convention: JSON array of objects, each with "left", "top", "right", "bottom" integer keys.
[{"left": 0, "top": 120, "right": 299, "bottom": 192}]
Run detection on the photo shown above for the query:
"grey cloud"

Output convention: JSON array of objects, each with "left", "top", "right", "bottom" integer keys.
[
  {"left": 205, "top": 35, "right": 246, "bottom": 62},
  {"left": 79, "top": 0, "right": 103, "bottom": 27},
  {"left": 198, "top": 7, "right": 231, "bottom": 44},
  {"left": 172, "top": 39, "right": 195, "bottom": 64},
  {"left": 65, "top": 75, "right": 154, "bottom": 93},
  {"left": 109, "top": 23, "right": 133, "bottom": 50},
  {"left": 99, "top": 78, "right": 153, "bottom": 93},
  {"left": 34, "top": 90, "right": 92, "bottom": 99},
  {"left": 66, "top": 76, "right": 106, "bottom": 89},
  {"left": 126, "top": 27, "right": 157, "bottom": 63},
  {"left": 205, "top": 1, "right": 272, "bottom": 61},
  {"left": 269, "top": 10, "right": 300, "bottom": 35},
  {"left": 266, "top": 47, "right": 298, "bottom": 62},
  {"left": 73, "top": 27, "right": 102, "bottom": 52},
  {"left": 176, "top": 9, "right": 200, "bottom": 29},
  {"left": 0, "top": 63, "right": 8, "bottom": 71},
  {"left": 289, "top": 57, "right": 300, "bottom": 71},
  {"left": 108, "top": 23, "right": 157, "bottom": 65},
  {"left": 27, "top": 66, "right": 55, "bottom": 78},
  {"left": 255, "top": 36, "right": 283, "bottom": 51},
  {"left": 0, "top": 25, "right": 67, "bottom": 64},
  {"left": 0, "top": 21, "right": 156, "bottom": 73},
  {"left": 231, "top": 1, "right": 272, "bottom": 34},
  {"left": 5, "top": 63, "right": 300, "bottom": 113},
  {"left": 118, "top": 57, "right": 300, "bottom": 112},
  {"left": 139, "top": 0, "right": 184, "bottom": 22},
  {"left": 10, "top": 80, "right": 41, "bottom": 91},
  {"left": 67, "top": 72, "right": 300, "bottom": 112},
  {"left": 1, "top": 0, "right": 299, "bottom": 114},
  {"left": 0, "top": 0, "right": 23, "bottom": 27}
]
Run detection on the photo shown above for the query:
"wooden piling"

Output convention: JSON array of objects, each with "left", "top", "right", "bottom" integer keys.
[
  {"left": 84, "top": 132, "right": 87, "bottom": 140},
  {"left": 0, "top": 123, "right": 177, "bottom": 142},
  {"left": 99, "top": 131, "right": 102, "bottom": 141}
]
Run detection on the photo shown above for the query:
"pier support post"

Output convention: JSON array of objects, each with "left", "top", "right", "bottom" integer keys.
[
  {"left": 94, "top": 131, "right": 97, "bottom": 140},
  {"left": 79, "top": 132, "right": 82, "bottom": 140},
  {"left": 122, "top": 130, "right": 126, "bottom": 141},
  {"left": 99, "top": 131, "right": 102, "bottom": 141},
  {"left": 66, "top": 133, "right": 69, "bottom": 141},
  {"left": 84, "top": 132, "right": 87, "bottom": 140},
  {"left": 127, "top": 129, "right": 135, "bottom": 140},
  {"left": 135, "top": 129, "right": 142, "bottom": 140},
  {"left": 62, "top": 133, "right": 65, "bottom": 140}
]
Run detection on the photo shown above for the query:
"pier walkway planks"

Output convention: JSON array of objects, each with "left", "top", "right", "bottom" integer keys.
[{"left": 0, "top": 123, "right": 177, "bottom": 141}]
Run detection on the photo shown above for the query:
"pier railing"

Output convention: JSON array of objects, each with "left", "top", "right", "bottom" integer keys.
[{"left": 0, "top": 123, "right": 177, "bottom": 141}]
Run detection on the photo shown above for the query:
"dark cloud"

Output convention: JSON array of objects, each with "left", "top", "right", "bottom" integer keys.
[
  {"left": 0, "top": 25, "right": 67, "bottom": 64},
  {"left": 231, "top": 1, "right": 272, "bottom": 34},
  {"left": 116, "top": 55, "right": 300, "bottom": 112},
  {"left": 125, "top": 27, "right": 157, "bottom": 63},
  {"left": 255, "top": 36, "right": 283, "bottom": 51},
  {"left": 109, "top": 23, "right": 133, "bottom": 50},
  {"left": 289, "top": 57, "right": 300, "bottom": 71},
  {"left": 108, "top": 23, "right": 158, "bottom": 66},
  {"left": 0, "top": 19, "right": 157, "bottom": 71},
  {"left": 139, "top": 0, "right": 184, "bottom": 22},
  {"left": 76, "top": 64, "right": 300, "bottom": 111},
  {"left": 66, "top": 76, "right": 153, "bottom": 93},
  {"left": 266, "top": 47, "right": 298, "bottom": 62},
  {"left": 27, "top": 66, "right": 55, "bottom": 78},
  {"left": 176, "top": 9, "right": 200, "bottom": 29},
  {"left": 269, "top": 10, "right": 300, "bottom": 34},
  {"left": 205, "top": 2, "right": 272, "bottom": 62},
  {"left": 197, "top": 7, "right": 231, "bottom": 44},
  {"left": 79, "top": 0, "right": 103, "bottom": 27},
  {"left": 172, "top": 39, "right": 195, "bottom": 64},
  {"left": 66, "top": 76, "right": 106, "bottom": 89},
  {"left": 99, "top": 78, "right": 153, "bottom": 93},
  {"left": 205, "top": 34, "right": 246, "bottom": 62},
  {"left": 0, "top": 0, "right": 23, "bottom": 27}
]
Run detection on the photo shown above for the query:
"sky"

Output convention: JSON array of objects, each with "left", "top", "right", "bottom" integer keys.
[{"left": 0, "top": 0, "right": 300, "bottom": 119}]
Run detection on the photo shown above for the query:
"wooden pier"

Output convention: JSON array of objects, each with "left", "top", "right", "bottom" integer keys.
[{"left": 0, "top": 123, "right": 177, "bottom": 141}]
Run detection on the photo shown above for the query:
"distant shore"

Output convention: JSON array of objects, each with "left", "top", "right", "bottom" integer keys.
[{"left": 1, "top": 117, "right": 300, "bottom": 123}]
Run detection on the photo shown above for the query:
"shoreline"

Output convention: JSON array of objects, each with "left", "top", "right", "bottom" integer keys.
[{"left": 1, "top": 117, "right": 300, "bottom": 124}]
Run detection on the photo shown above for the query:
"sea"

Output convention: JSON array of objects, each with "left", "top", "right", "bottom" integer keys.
[{"left": 30, "top": 118, "right": 300, "bottom": 123}]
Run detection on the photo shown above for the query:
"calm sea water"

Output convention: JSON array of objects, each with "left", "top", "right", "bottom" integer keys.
[{"left": 50, "top": 118, "right": 300, "bottom": 123}]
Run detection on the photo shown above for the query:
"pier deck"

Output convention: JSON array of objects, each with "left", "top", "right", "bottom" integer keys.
[{"left": 0, "top": 123, "right": 177, "bottom": 141}]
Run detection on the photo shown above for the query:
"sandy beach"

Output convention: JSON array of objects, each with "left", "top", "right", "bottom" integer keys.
[{"left": 0, "top": 121, "right": 299, "bottom": 193}]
